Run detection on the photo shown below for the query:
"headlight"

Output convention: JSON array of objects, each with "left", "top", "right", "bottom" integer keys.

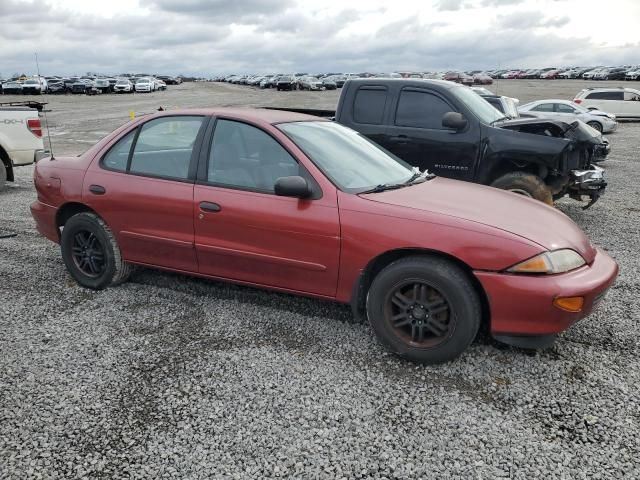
[{"left": 507, "top": 249, "right": 586, "bottom": 274}]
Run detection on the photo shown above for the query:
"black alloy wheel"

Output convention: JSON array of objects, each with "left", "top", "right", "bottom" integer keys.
[
  {"left": 385, "top": 281, "right": 453, "bottom": 347},
  {"left": 366, "top": 256, "right": 481, "bottom": 364},
  {"left": 70, "top": 230, "right": 106, "bottom": 278}
]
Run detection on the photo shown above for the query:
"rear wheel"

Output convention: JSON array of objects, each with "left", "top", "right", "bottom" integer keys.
[
  {"left": 61, "top": 212, "right": 132, "bottom": 290},
  {"left": 491, "top": 172, "right": 553, "bottom": 205},
  {"left": 0, "top": 161, "right": 7, "bottom": 192},
  {"left": 366, "top": 256, "right": 481, "bottom": 364},
  {"left": 587, "top": 121, "right": 603, "bottom": 133}
]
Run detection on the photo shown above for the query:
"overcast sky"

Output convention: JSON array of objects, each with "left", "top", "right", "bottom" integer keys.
[{"left": 1, "top": 0, "right": 638, "bottom": 77}]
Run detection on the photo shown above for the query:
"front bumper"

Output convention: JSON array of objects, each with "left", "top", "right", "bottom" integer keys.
[
  {"left": 476, "top": 247, "right": 618, "bottom": 339},
  {"left": 568, "top": 165, "right": 606, "bottom": 207}
]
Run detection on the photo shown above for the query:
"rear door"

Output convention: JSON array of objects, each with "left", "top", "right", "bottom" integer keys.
[
  {"left": 342, "top": 85, "right": 391, "bottom": 149},
  {"left": 384, "top": 87, "right": 479, "bottom": 180},
  {"left": 84, "top": 115, "right": 207, "bottom": 272},
  {"left": 193, "top": 118, "right": 341, "bottom": 297},
  {"left": 584, "top": 90, "right": 624, "bottom": 115}
]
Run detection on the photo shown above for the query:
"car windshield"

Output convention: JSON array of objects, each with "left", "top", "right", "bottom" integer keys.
[
  {"left": 451, "top": 85, "right": 506, "bottom": 124},
  {"left": 278, "top": 121, "right": 415, "bottom": 193},
  {"left": 25, "top": 80, "right": 38, "bottom": 84}
]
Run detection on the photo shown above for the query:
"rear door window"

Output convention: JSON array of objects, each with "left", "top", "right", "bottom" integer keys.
[
  {"left": 532, "top": 103, "right": 554, "bottom": 112},
  {"left": 586, "top": 91, "right": 624, "bottom": 100},
  {"left": 395, "top": 89, "right": 453, "bottom": 129},
  {"left": 556, "top": 103, "right": 577, "bottom": 113},
  {"left": 129, "top": 116, "right": 204, "bottom": 180},
  {"left": 353, "top": 87, "right": 387, "bottom": 125}
]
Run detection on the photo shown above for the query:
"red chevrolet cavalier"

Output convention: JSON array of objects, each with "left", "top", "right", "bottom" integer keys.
[{"left": 30, "top": 108, "right": 618, "bottom": 363}]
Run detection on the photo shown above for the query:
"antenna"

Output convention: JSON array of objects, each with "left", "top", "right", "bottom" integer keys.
[{"left": 34, "top": 52, "right": 54, "bottom": 160}]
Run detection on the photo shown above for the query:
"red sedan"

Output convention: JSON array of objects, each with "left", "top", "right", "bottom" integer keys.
[{"left": 30, "top": 108, "right": 618, "bottom": 363}]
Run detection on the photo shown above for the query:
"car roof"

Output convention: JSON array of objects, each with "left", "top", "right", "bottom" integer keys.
[
  {"left": 145, "top": 107, "right": 326, "bottom": 124},
  {"left": 346, "top": 78, "right": 460, "bottom": 91}
]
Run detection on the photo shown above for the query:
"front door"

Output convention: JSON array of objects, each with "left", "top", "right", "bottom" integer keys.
[
  {"left": 384, "top": 87, "right": 480, "bottom": 181},
  {"left": 84, "top": 115, "right": 207, "bottom": 272},
  {"left": 193, "top": 118, "right": 341, "bottom": 297}
]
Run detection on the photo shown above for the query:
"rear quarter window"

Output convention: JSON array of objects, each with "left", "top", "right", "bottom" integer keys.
[{"left": 353, "top": 87, "right": 388, "bottom": 125}]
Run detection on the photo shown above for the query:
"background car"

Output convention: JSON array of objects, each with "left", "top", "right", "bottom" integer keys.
[
  {"left": 473, "top": 73, "right": 493, "bottom": 85},
  {"left": 113, "top": 79, "right": 133, "bottom": 93},
  {"left": 134, "top": 78, "right": 155, "bottom": 92},
  {"left": 519, "top": 99, "right": 617, "bottom": 133},
  {"left": 47, "top": 80, "right": 66, "bottom": 94},
  {"left": 276, "top": 75, "right": 298, "bottom": 91},
  {"left": 22, "top": 78, "right": 47, "bottom": 94},
  {"left": 479, "top": 94, "right": 520, "bottom": 119},
  {"left": 321, "top": 78, "right": 337, "bottom": 90},
  {"left": 1, "top": 81, "right": 23, "bottom": 95},
  {"left": 444, "top": 71, "right": 474, "bottom": 85},
  {"left": 299, "top": 76, "right": 324, "bottom": 90},
  {"left": 574, "top": 87, "right": 640, "bottom": 119},
  {"left": 625, "top": 68, "right": 640, "bottom": 80},
  {"left": 93, "top": 79, "right": 112, "bottom": 93}
]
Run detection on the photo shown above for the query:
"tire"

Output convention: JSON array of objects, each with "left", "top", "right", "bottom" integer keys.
[
  {"left": 490, "top": 172, "right": 553, "bottom": 205},
  {"left": 587, "top": 121, "right": 603, "bottom": 133},
  {"left": 60, "top": 212, "right": 132, "bottom": 290},
  {"left": 366, "top": 256, "right": 481, "bottom": 364},
  {"left": 0, "top": 161, "right": 7, "bottom": 192}
]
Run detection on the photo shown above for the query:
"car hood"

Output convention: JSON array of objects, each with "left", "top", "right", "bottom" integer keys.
[
  {"left": 360, "top": 177, "right": 596, "bottom": 262},
  {"left": 497, "top": 117, "right": 605, "bottom": 145}
]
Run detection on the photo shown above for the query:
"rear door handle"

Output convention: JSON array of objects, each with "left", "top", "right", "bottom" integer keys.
[
  {"left": 389, "top": 135, "right": 409, "bottom": 144},
  {"left": 199, "top": 201, "right": 221, "bottom": 212},
  {"left": 89, "top": 184, "right": 106, "bottom": 195}
]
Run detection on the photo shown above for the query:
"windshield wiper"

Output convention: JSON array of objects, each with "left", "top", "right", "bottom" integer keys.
[
  {"left": 491, "top": 116, "right": 509, "bottom": 125},
  {"left": 403, "top": 169, "right": 435, "bottom": 185},
  {"left": 359, "top": 183, "right": 407, "bottom": 194},
  {"left": 360, "top": 170, "right": 434, "bottom": 194}
]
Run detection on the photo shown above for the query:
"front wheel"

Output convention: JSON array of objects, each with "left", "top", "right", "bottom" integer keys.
[
  {"left": 366, "top": 256, "right": 481, "bottom": 364},
  {"left": 490, "top": 172, "right": 553, "bottom": 205},
  {"left": 61, "top": 212, "right": 132, "bottom": 290},
  {"left": 587, "top": 121, "right": 603, "bottom": 133}
]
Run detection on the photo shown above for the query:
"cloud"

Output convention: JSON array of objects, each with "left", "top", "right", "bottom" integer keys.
[
  {"left": 481, "top": 0, "right": 525, "bottom": 6},
  {"left": 0, "top": 0, "right": 637, "bottom": 78},
  {"left": 436, "top": 0, "right": 467, "bottom": 11},
  {"left": 497, "top": 11, "right": 570, "bottom": 29}
]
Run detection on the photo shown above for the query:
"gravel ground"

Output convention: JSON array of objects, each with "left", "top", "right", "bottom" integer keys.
[{"left": 1, "top": 81, "right": 639, "bottom": 479}]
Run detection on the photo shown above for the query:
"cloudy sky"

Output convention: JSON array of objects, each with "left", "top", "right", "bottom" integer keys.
[{"left": 1, "top": 0, "right": 638, "bottom": 77}]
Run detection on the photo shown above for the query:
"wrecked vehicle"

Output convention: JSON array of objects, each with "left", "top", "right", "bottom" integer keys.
[{"left": 276, "top": 79, "right": 609, "bottom": 207}]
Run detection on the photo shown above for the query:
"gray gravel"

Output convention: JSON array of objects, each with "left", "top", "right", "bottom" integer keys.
[{"left": 1, "top": 82, "right": 639, "bottom": 479}]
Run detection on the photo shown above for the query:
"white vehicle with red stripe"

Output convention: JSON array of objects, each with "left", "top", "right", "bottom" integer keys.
[{"left": 0, "top": 102, "right": 47, "bottom": 191}]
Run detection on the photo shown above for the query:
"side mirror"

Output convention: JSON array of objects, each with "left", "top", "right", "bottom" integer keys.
[
  {"left": 274, "top": 176, "right": 312, "bottom": 199},
  {"left": 442, "top": 112, "right": 468, "bottom": 131}
]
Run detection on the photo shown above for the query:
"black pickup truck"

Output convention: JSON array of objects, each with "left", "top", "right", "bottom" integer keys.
[{"left": 277, "top": 78, "right": 609, "bottom": 206}]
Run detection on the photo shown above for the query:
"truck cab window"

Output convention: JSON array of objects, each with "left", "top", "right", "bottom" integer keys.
[
  {"left": 395, "top": 90, "right": 452, "bottom": 129},
  {"left": 353, "top": 87, "right": 387, "bottom": 124}
]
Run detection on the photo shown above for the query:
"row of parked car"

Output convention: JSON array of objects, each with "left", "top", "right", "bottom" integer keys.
[
  {"left": 214, "top": 72, "right": 496, "bottom": 90},
  {"left": 0, "top": 74, "right": 183, "bottom": 95},
  {"left": 487, "top": 66, "right": 640, "bottom": 80}
]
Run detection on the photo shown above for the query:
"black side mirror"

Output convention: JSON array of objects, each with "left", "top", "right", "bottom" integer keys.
[
  {"left": 442, "top": 112, "right": 468, "bottom": 130},
  {"left": 274, "top": 176, "right": 312, "bottom": 199}
]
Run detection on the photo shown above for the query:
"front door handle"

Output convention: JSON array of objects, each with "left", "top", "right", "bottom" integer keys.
[
  {"left": 89, "top": 184, "right": 106, "bottom": 195},
  {"left": 199, "top": 201, "right": 221, "bottom": 212}
]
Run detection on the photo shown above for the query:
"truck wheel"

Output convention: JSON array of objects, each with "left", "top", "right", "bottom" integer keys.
[
  {"left": 491, "top": 172, "right": 553, "bottom": 205},
  {"left": 0, "top": 161, "right": 7, "bottom": 191},
  {"left": 60, "top": 212, "right": 132, "bottom": 290},
  {"left": 587, "top": 121, "right": 603, "bottom": 133},
  {"left": 366, "top": 256, "right": 481, "bottom": 364}
]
